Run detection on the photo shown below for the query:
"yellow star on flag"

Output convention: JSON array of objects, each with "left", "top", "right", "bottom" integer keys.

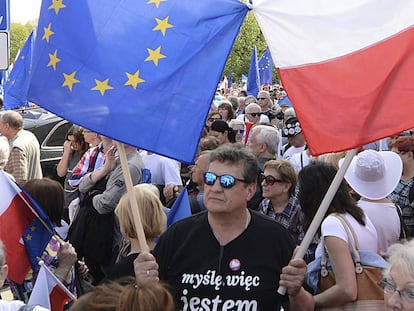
[
  {"left": 145, "top": 46, "right": 166, "bottom": 66},
  {"left": 124, "top": 70, "right": 145, "bottom": 90},
  {"left": 62, "top": 72, "right": 80, "bottom": 91},
  {"left": 47, "top": 50, "right": 61, "bottom": 71},
  {"left": 153, "top": 16, "right": 173, "bottom": 36},
  {"left": 91, "top": 78, "right": 114, "bottom": 96},
  {"left": 147, "top": 0, "right": 167, "bottom": 8},
  {"left": 42, "top": 23, "right": 55, "bottom": 43},
  {"left": 49, "top": 0, "right": 66, "bottom": 15},
  {"left": 26, "top": 234, "right": 32, "bottom": 241},
  {"left": 30, "top": 226, "right": 36, "bottom": 231}
]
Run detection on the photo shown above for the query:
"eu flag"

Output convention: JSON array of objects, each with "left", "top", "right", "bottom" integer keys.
[
  {"left": 247, "top": 46, "right": 260, "bottom": 97},
  {"left": 22, "top": 190, "right": 55, "bottom": 272},
  {"left": 27, "top": 0, "right": 248, "bottom": 163},
  {"left": 167, "top": 186, "right": 191, "bottom": 227},
  {"left": 3, "top": 30, "right": 34, "bottom": 110},
  {"left": 258, "top": 47, "right": 272, "bottom": 85}
]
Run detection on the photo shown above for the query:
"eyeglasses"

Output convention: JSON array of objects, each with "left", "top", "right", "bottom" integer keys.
[
  {"left": 203, "top": 172, "right": 246, "bottom": 189},
  {"left": 233, "top": 129, "right": 245, "bottom": 134},
  {"left": 208, "top": 117, "right": 221, "bottom": 122},
  {"left": 380, "top": 279, "right": 414, "bottom": 304},
  {"left": 247, "top": 113, "right": 261, "bottom": 117},
  {"left": 257, "top": 98, "right": 267, "bottom": 100},
  {"left": 260, "top": 173, "right": 284, "bottom": 185}
]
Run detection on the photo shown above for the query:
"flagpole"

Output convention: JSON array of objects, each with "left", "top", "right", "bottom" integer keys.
[
  {"left": 277, "top": 148, "right": 358, "bottom": 295},
  {"left": 116, "top": 143, "right": 149, "bottom": 252}
]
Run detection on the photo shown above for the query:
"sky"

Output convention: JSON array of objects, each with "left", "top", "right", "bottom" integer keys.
[{"left": 10, "top": 0, "right": 42, "bottom": 24}]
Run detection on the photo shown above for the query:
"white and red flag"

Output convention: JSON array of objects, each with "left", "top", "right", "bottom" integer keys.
[
  {"left": 253, "top": 0, "right": 414, "bottom": 154},
  {"left": 0, "top": 170, "right": 36, "bottom": 283},
  {"left": 28, "top": 263, "right": 76, "bottom": 310}
]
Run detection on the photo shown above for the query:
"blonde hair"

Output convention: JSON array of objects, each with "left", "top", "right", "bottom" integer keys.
[{"left": 116, "top": 184, "right": 166, "bottom": 240}]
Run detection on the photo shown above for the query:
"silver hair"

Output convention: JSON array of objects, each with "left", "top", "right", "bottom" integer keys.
[
  {"left": 1, "top": 111, "right": 23, "bottom": 130},
  {"left": 383, "top": 239, "right": 414, "bottom": 279},
  {"left": 251, "top": 125, "right": 279, "bottom": 155}
]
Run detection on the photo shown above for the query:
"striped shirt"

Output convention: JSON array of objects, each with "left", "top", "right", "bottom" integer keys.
[{"left": 68, "top": 143, "right": 105, "bottom": 187}]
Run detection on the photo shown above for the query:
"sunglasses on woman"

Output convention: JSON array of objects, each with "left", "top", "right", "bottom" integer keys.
[
  {"left": 260, "top": 173, "right": 284, "bottom": 185},
  {"left": 232, "top": 129, "right": 245, "bottom": 134},
  {"left": 203, "top": 172, "right": 246, "bottom": 189},
  {"left": 208, "top": 117, "right": 221, "bottom": 122}
]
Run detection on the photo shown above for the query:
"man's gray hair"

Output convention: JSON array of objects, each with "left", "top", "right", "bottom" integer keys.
[
  {"left": 1, "top": 111, "right": 23, "bottom": 130},
  {"left": 245, "top": 103, "right": 261, "bottom": 113},
  {"left": 208, "top": 144, "right": 259, "bottom": 184},
  {"left": 251, "top": 125, "right": 279, "bottom": 155}
]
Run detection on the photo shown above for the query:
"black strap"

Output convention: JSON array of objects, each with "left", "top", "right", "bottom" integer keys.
[
  {"left": 395, "top": 204, "right": 408, "bottom": 240},
  {"left": 408, "top": 183, "right": 414, "bottom": 204}
]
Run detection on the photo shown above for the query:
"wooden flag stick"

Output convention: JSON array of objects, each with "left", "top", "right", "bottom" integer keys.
[
  {"left": 277, "top": 148, "right": 358, "bottom": 295},
  {"left": 116, "top": 142, "right": 149, "bottom": 253}
]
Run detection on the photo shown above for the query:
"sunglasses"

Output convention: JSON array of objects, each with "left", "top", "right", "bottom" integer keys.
[
  {"left": 233, "top": 129, "right": 245, "bottom": 134},
  {"left": 203, "top": 172, "right": 246, "bottom": 189},
  {"left": 257, "top": 98, "right": 267, "bottom": 100},
  {"left": 247, "top": 113, "right": 261, "bottom": 117},
  {"left": 260, "top": 174, "right": 284, "bottom": 185},
  {"left": 208, "top": 117, "right": 221, "bottom": 122}
]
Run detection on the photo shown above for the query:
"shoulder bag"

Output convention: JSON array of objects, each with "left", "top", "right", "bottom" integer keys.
[{"left": 318, "top": 213, "right": 385, "bottom": 310}]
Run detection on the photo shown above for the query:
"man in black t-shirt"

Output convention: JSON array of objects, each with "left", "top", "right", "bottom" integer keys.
[{"left": 134, "top": 144, "right": 313, "bottom": 310}]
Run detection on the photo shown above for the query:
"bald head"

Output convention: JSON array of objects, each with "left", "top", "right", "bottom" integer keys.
[{"left": 1, "top": 111, "right": 23, "bottom": 130}]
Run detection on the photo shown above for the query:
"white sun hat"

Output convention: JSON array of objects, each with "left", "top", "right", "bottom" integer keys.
[{"left": 339, "top": 150, "right": 402, "bottom": 200}]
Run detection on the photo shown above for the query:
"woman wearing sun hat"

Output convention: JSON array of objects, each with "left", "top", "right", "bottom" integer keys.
[{"left": 339, "top": 149, "right": 403, "bottom": 257}]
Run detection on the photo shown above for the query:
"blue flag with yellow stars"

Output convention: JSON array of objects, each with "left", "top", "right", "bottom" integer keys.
[
  {"left": 4, "top": 30, "right": 34, "bottom": 110},
  {"left": 20, "top": 189, "right": 56, "bottom": 273},
  {"left": 258, "top": 47, "right": 272, "bottom": 86},
  {"left": 247, "top": 46, "right": 260, "bottom": 97},
  {"left": 27, "top": 0, "right": 248, "bottom": 163}
]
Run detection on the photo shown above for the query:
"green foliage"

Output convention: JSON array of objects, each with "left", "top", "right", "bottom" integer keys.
[
  {"left": 223, "top": 12, "right": 270, "bottom": 83},
  {"left": 10, "top": 23, "right": 35, "bottom": 62}
]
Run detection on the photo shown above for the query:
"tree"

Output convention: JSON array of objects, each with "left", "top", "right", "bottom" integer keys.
[
  {"left": 223, "top": 12, "right": 269, "bottom": 83},
  {"left": 10, "top": 22, "right": 35, "bottom": 63}
]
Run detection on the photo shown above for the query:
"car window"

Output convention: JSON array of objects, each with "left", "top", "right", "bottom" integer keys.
[{"left": 44, "top": 121, "right": 72, "bottom": 147}]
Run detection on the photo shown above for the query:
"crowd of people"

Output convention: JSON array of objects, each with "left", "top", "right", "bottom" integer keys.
[{"left": 0, "top": 85, "right": 413, "bottom": 310}]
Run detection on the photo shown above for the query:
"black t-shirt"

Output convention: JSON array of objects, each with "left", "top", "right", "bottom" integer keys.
[
  {"left": 154, "top": 210, "right": 295, "bottom": 310},
  {"left": 105, "top": 253, "right": 139, "bottom": 281}
]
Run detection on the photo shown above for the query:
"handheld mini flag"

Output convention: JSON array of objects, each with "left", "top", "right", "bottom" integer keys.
[{"left": 167, "top": 186, "right": 191, "bottom": 227}]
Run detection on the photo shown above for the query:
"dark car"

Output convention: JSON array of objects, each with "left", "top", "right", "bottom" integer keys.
[{"left": 18, "top": 107, "right": 72, "bottom": 181}]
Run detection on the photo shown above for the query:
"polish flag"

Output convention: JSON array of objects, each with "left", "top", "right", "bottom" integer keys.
[
  {"left": 0, "top": 170, "right": 36, "bottom": 283},
  {"left": 253, "top": 0, "right": 414, "bottom": 154},
  {"left": 28, "top": 263, "right": 76, "bottom": 310}
]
